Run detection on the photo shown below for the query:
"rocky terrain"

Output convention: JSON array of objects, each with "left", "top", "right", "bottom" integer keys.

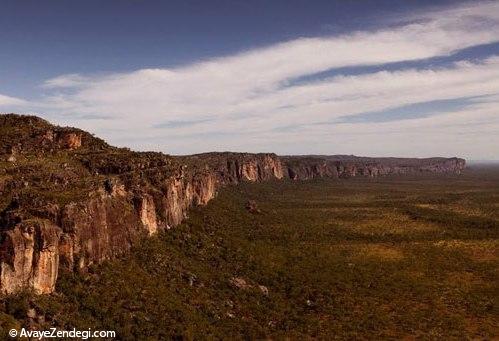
[{"left": 0, "top": 114, "right": 466, "bottom": 294}]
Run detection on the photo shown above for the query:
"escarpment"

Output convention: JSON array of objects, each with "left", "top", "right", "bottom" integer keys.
[
  {"left": 282, "top": 155, "right": 466, "bottom": 180},
  {"left": 0, "top": 114, "right": 466, "bottom": 294}
]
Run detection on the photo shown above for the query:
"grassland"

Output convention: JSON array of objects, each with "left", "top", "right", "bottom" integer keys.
[{"left": 1, "top": 165, "right": 498, "bottom": 339}]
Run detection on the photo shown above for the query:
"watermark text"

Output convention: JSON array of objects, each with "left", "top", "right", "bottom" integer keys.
[{"left": 9, "top": 327, "right": 115, "bottom": 339}]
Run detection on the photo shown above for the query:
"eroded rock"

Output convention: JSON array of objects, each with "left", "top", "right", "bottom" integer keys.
[
  {"left": 230, "top": 277, "right": 251, "bottom": 290},
  {"left": 0, "top": 220, "right": 61, "bottom": 294},
  {"left": 245, "top": 200, "right": 260, "bottom": 214}
]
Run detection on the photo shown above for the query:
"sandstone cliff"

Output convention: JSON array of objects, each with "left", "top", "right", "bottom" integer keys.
[
  {"left": 282, "top": 155, "right": 466, "bottom": 180},
  {"left": 0, "top": 114, "right": 466, "bottom": 294}
]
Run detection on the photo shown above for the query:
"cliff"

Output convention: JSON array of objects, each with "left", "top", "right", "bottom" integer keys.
[
  {"left": 282, "top": 155, "right": 466, "bottom": 180},
  {"left": 0, "top": 114, "right": 466, "bottom": 294}
]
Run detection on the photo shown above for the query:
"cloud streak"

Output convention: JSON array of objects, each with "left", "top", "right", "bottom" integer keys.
[{"left": 0, "top": 94, "right": 26, "bottom": 107}]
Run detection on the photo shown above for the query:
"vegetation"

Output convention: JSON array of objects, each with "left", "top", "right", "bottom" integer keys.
[{"left": 1, "top": 165, "right": 498, "bottom": 339}]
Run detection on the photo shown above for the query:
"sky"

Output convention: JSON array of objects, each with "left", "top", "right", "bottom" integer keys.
[{"left": 0, "top": 0, "right": 498, "bottom": 160}]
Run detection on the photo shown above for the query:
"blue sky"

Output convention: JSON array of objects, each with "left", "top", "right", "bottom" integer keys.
[{"left": 0, "top": 0, "right": 498, "bottom": 159}]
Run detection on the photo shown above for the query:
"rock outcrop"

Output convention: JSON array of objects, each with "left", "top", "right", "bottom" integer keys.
[
  {"left": 0, "top": 220, "right": 60, "bottom": 294},
  {"left": 0, "top": 114, "right": 466, "bottom": 294}
]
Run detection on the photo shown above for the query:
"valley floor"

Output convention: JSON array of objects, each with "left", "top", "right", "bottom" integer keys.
[{"left": 1, "top": 165, "right": 498, "bottom": 339}]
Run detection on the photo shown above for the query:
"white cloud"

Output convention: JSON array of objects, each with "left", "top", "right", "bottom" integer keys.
[
  {"left": 42, "top": 74, "right": 89, "bottom": 89},
  {"left": 4, "top": 1, "right": 499, "bottom": 159},
  {"left": 220, "top": 56, "right": 499, "bottom": 130},
  {"left": 0, "top": 94, "right": 26, "bottom": 107}
]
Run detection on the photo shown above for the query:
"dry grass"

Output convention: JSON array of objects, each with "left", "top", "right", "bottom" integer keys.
[
  {"left": 434, "top": 239, "right": 498, "bottom": 262},
  {"left": 359, "top": 244, "right": 405, "bottom": 261},
  {"left": 347, "top": 210, "right": 440, "bottom": 235}
]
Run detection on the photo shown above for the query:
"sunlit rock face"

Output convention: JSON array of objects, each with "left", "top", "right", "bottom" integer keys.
[
  {"left": 57, "top": 132, "right": 82, "bottom": 150},
  {"left": 0, "top": 221, "right": 60, "bottom": 294},
  {"left": 0, "top": 114, "right": 466, "bottom": 294},
  {"left": 136, "top": 193, "right": 158, "bottom": 236}
]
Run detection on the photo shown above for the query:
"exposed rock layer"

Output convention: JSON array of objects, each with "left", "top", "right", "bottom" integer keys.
[{"left": 0, "top": 114, "right": 466, "bottom": 294}]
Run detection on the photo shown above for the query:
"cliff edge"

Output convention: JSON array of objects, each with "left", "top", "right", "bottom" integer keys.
[{"left": 0, "top": 114, "right": 466, "bottom": 294}]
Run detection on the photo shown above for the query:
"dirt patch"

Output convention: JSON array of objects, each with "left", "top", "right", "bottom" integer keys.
[{"left": 363, "top": 244, "right": 404, "bottom": 261}]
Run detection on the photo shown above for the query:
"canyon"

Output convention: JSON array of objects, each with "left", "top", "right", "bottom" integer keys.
[{"left": 0, "top": 114, "right": 466, "bottom": 294}]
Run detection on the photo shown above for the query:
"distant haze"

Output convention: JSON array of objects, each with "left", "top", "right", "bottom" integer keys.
[{"left": 468, "top": 160, "right": 499, "bottom": 164}]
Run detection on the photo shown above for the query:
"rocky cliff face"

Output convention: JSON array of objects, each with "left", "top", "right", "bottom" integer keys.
[
  {"left": 0, "top": 114, "right": 466, "bottom": 294},
  {"left": 282, "top": 155, "right": 466, "bottom": 180}
]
